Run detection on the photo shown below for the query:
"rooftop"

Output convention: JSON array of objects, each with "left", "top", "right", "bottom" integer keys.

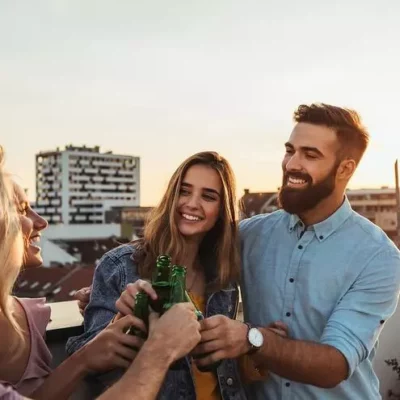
[{"left": 14, "top": 265, "right": 95, "bottom": 303}]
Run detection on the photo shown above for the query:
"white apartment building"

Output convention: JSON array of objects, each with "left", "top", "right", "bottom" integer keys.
[
  {"left": 35, "top": 145, "right": 140, "bottom": 226},
  {"left": 346, "top": 187, "right": 397, "bottom": 233}
]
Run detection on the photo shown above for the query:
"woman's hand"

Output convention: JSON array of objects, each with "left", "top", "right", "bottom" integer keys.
[
  {"left": 80, "top": 315, "right": 147, "bottom": 372},
  {"left": 74, "top": 286, "right": 91, "bottom": 316},
  {"left": 114, "top": 280, "right": 158, "bottom": 320}
]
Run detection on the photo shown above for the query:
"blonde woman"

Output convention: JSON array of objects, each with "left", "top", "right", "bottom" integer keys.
[
  {"left": 0, "top": 160, "right": 203, "bottom": 400},
  {"left": 0, "top": 147, "right": 148, "bottom": 400}
]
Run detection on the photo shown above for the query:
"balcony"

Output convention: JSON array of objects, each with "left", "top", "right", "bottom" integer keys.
[{"left": 44, "top": 298, "right": 400, "bottom": 399}]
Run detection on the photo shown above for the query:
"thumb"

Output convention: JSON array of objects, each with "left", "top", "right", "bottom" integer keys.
[{"left": 148, "top": 309, "right": 160, "bottom": 334}]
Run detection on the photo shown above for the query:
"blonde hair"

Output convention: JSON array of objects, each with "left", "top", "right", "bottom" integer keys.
[
  {"left": 0, "top": 146, "right": 24, "bottom": 345},
  {"left": 134, "top": 151, "right": 240, "bottom": 289}
]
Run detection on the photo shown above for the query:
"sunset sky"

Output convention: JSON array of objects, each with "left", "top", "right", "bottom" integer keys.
[{"left": 1, "top": 0, "right": 400, "bottom": 206}]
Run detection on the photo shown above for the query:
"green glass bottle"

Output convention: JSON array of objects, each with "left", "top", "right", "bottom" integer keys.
[
  {"left": 163, "top": 265, "right": 187, "bottom": 311},
  {"left": 127, "top": 292, "right": 149, "bottom": 339},
  {"left": 151, "top": 255, "right": 172, "bottom": 313}
]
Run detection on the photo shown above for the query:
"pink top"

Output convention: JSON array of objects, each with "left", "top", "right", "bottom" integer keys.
[
  {"left": 0, "top": 384, "right": 23, "bottom": 400},
  {"left": 0, "top": 298, "right": 52, "bottom": 396}
]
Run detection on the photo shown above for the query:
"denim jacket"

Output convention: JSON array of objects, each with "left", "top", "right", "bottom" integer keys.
[{"left": 66, "top": 245, "right": 247, "bottom": 400}]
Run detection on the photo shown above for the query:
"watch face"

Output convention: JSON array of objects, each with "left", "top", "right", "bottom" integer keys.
[{"left": 249, "top": 328, "right": 263, "bottom": 347}]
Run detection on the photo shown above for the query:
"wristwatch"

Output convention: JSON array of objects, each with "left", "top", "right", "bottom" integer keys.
[{"left": 245, "top": 323, "right": 264, "bottom": 354}]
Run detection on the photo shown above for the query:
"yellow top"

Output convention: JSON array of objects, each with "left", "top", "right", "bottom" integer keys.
[{"left": 189, "top": 292, "right": 221, "bottom": 400}]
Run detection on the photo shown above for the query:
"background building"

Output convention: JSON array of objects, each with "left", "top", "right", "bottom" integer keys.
[
  {"left": 346, "top": 187, "right": 397, "bottom": 239},
  {"left": 35, "top": 144, "right": 140, "bottom": 225},
  {"left": 240, "top": 187, "right": 397, "bottom": 241}
]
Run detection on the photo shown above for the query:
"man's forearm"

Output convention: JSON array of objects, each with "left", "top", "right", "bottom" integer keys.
[
  {"left": 99, "top": 339, "right": 173, "bottom": 400},
  {"left": 251, "top": 328, "right": 348, "bottom": 388}
]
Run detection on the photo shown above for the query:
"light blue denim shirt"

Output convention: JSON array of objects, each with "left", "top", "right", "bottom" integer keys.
[{"left": 240, "top": 198, "right": 400, "bottom": 400}]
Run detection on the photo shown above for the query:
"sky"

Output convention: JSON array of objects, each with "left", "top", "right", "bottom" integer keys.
[{"left": 1, "top": 0, "right": 400, "bottom": 206}]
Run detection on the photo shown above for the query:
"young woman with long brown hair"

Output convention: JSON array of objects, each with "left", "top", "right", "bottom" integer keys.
[{"left": 67, "top": 151, "right": 248, "bottom": 400}]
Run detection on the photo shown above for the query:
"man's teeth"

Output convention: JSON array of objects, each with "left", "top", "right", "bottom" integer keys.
[
  {"left": 30, "top": 236, "right": 40, "bottom": 244},
  {"left": 182, "top": 213, "right": 201, "bottom": 221},
  {"left": 288, "top": 177, "right": 306, "bottom": 184}
]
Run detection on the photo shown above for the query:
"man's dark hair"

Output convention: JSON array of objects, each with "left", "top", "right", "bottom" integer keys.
[{"left": 294, "top": 103, "right": 369, "bottom": 164}]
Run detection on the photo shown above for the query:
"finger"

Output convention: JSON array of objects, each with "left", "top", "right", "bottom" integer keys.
[
  {"left": 199, "top": 315, "right": 224, "bottom": 331},
  {"left": 268, "top": 327, "right": 287, "bottom": 337},
  {"left": 77, "top": 300, "right": 88, "bottom": 311},
  {"left": 74, "top": 289, "right": 90, "bottom": 302},
  {"left": 114, "top": 344, "right": 139, "bottom": 361},
  {"left": 119, "top": 333, "right": 145, "bottom": 349},
  {"left": 192, "top": 339, "right": 222, "bottom": 356},
  {"left": 113, "top": 312, "right": 124, "bottom": 323},
  {"left": 170, "top": 302, "right": 195, "bottom": 312},
  {"left": 195, "top": 350, "right": 224, "bottom": 368},
  {"left": 199, "top": 326, "right": 220, "bottom": 343},
  {"left": 127, "top": 280, "right": 158, "bottom": 300},
  {"left": 270, "top": 321, "right": 288, "bottom": 330},
  {"left": 115, "top": 302, "right": 134, "bottom": 317},
  {"left": 114, "top": 314, "right": 147, "bottom": 333},
  {"left": 148, "top": 309, "right": 160, "bottom": 334},
  {"left": 115, "top": 296, "right": 135, "bottom": 316},
  {"left": 112, "top": 355, "right": 131, "bottom": 369},
  {"left": 121, "top": 290, "right": 136, "bottom": 307}
]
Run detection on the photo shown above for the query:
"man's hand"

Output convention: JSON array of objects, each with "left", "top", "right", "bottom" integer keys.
[
  {"left": 192, "top": 317, "right": 289, "bottom": 368},
  {"left": 79, "top": 315, "right": 147, "bottom": 372},
  {"left": 192, "top": 315, "right": 249, "bottom": 368},
  {"left": 146, "top": 303, "right": 201, "bottom": 363},
  {"left": 267, "top": 321, "right": 289, "bottom": 338},
  {"left": 74, "top": 286, "right": 91, "bottom": 316}
]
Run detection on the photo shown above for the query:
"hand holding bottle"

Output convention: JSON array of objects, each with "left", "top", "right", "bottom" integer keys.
[
  {"left": 147, "top": 303, "right": 201, "bottom": 363},
  {"left": 115, "top": 280, "right": 158, "bottom": 320},
  {"left": 80, "top": 315, "right": 147, "bottom": 372}
]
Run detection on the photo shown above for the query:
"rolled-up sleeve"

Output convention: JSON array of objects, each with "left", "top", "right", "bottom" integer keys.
[{"left": 320, "top": 249, "right": 400, "bottom": 377}]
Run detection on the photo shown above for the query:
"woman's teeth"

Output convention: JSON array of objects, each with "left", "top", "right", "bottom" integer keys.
[{"left": 182, "top": 213, "right": 201, "bottom": 221}]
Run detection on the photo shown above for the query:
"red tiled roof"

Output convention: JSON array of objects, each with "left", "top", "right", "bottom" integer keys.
[{"left": 13, "top": 265, "right": 95, "bottom": 303}]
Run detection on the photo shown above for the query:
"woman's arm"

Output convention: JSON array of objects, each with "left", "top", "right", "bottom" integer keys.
[
  {"left": 32, "top": 315, "right": 146, "bottom": 400},
  {"left": 66, "top": 246, "right": 137, "bottom": 355}
]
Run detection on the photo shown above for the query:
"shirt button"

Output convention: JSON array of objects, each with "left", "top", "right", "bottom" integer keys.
[
  {"left": 226, "top": 377, "right": 234, "bottom": 386},
  {"left": 298, "top": 245, "right": 303, "bottom": 250},
  {"left": 289, "top": 278, "right": 294, "bottom": 283},
  {"left": 319, "top": 235, "right": 324, "bottom": 240},
  {"left": 286, "top": 312, "right": 291, "bottom": 317},
  {"left": 286, "top": 382, "right": 291, "bottom": 387}
]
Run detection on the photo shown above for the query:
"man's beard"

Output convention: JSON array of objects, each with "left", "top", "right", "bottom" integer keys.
[{"left": 278, "top": 166, "right": 338, "bottom": 215}]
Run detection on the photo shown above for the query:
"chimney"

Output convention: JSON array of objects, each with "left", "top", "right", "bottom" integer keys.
[{"left": 244, "top": 189, "right": 250, "bottom": 195}]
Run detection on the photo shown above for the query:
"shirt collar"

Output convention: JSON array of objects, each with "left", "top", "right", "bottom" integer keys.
[{"left": 288, "top": 196, "right": 353, "bottom": 242}]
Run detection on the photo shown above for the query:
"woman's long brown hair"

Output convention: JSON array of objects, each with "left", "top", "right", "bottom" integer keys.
[{"left": 133, "top": 151, "right": 240, "bottom": 289}]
